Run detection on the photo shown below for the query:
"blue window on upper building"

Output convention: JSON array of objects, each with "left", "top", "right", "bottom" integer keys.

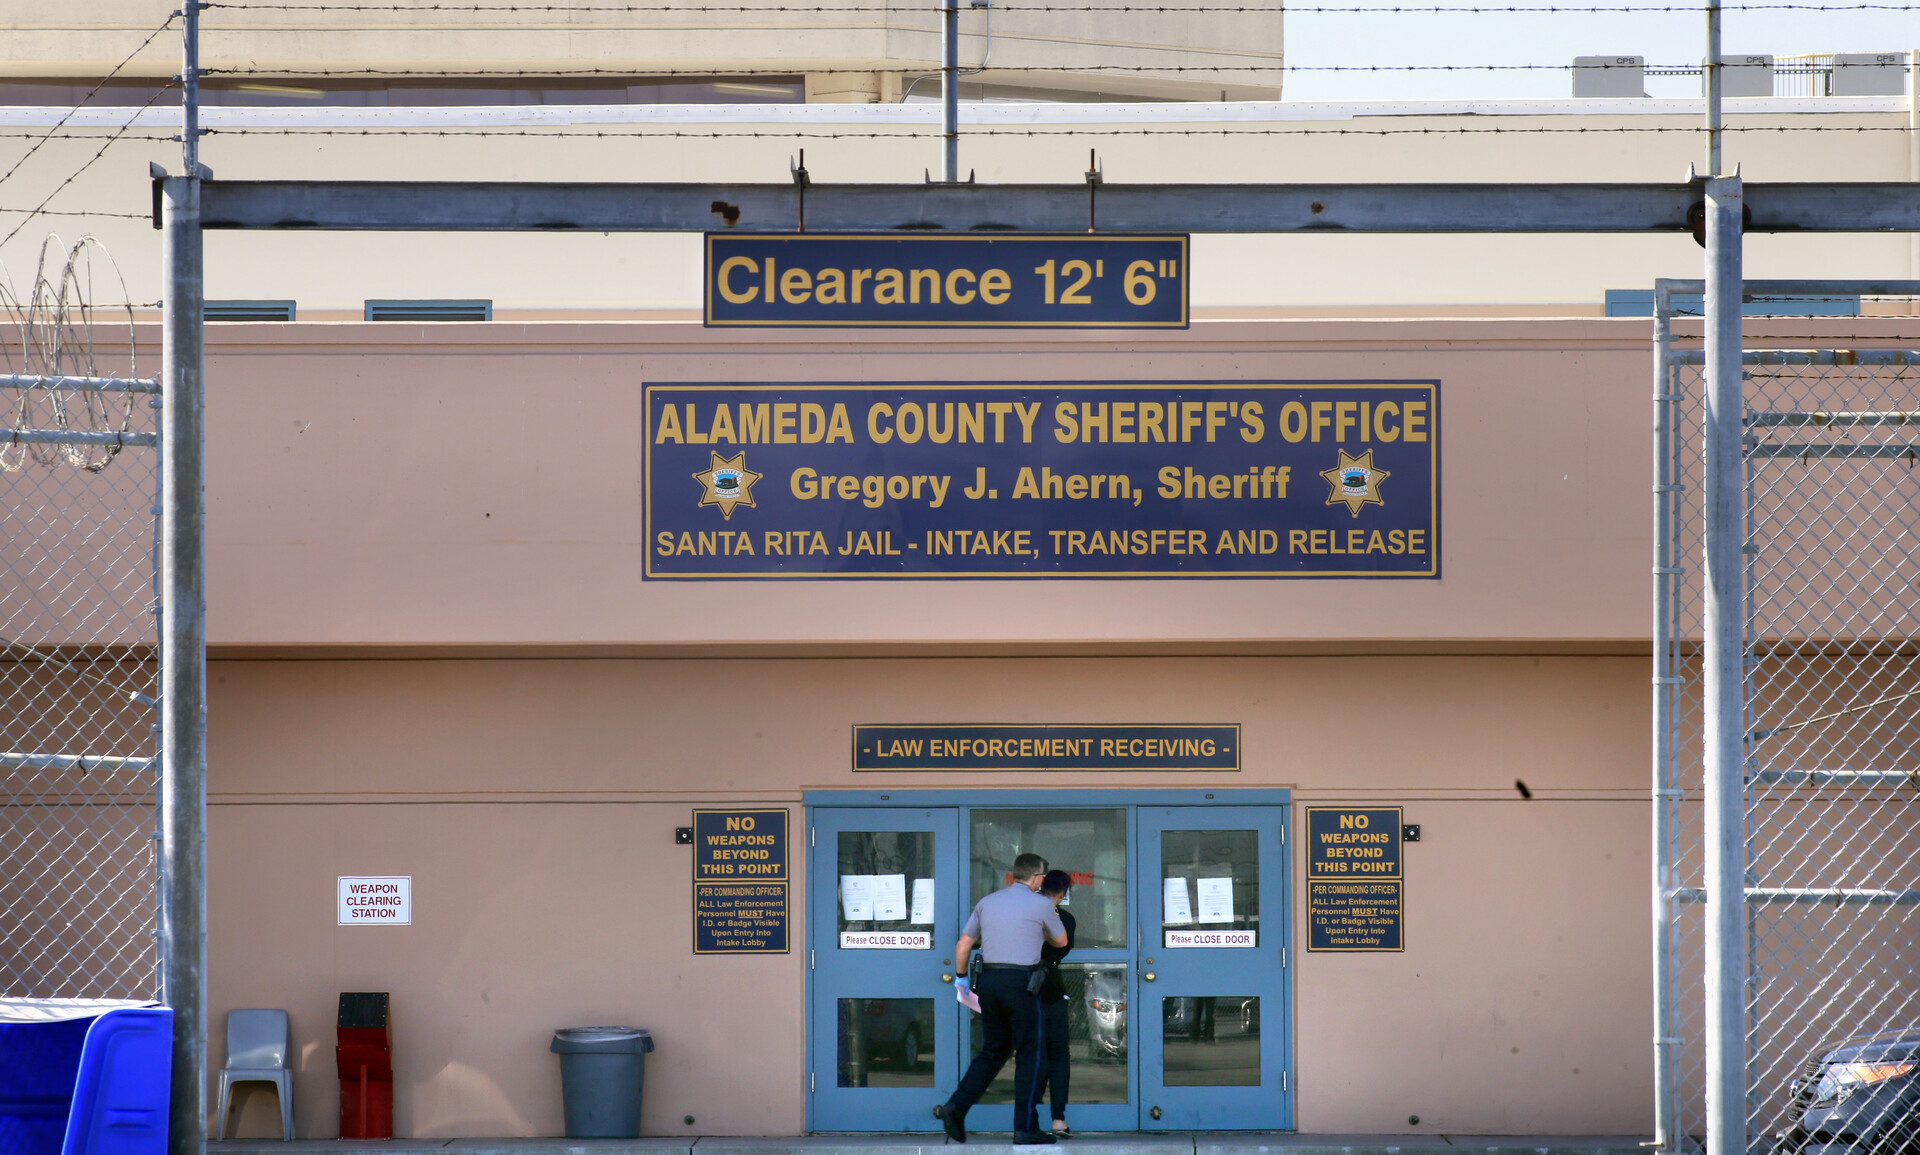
[{"left": 1605, "top": 289, "right": 1861, "bottom": 317}]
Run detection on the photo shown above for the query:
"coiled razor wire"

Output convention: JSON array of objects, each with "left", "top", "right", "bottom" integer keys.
[
  {"left": 0, "top": 235, "right": 141, "bottom": 473},
  {"left": 0, "top": 234, "right": 158, "bottom": 1000}
]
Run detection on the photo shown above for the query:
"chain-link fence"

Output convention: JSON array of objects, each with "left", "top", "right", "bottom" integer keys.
[
  {"left": 1655, "top": 282, "right": 1920, "bottom": 1154},
  {"left": 1, "top": 237, "right": 161, "bottom": 1000}
]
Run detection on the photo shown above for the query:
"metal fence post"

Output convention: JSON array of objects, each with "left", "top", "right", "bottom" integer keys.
[
  {"left": 1701, "top": 172, "right": 1746, "bottom": 1155},
  {"left": 160, "top": 170, "right": 208, "bottom": 1155},
  {"left": 1651, "top": 280, "right": 1677, "bottom": 1151},
  {"left": 942, "top": 0, "right": 960, "bottom": 182}
]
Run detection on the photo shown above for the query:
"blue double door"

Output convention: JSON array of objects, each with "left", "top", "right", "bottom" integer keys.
[{"left": 808, "top": 798, "right": 1291, "bottom": 1132}]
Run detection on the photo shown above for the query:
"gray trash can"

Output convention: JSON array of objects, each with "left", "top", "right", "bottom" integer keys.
[{"left": 551, "top": 1027, "right": 654, "bottom": 1138}]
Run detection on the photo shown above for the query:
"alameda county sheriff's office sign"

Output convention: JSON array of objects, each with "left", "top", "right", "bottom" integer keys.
[{"left": 644, "top": 381, "right": 1440, "bottom": 579}]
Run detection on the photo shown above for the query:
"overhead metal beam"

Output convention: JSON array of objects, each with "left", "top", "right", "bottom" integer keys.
[{"left": 191, "top": 179, "right": 1920, "bottom": 234}]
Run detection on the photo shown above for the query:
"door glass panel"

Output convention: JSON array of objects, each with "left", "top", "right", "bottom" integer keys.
[
  {"left": 970, "top": 809, "right": 1128, "bottom": 948},
  {"left": 839, "top": 998, "right": 936, "bottom": 1087},
  {"left": 838, "top": 831, "right": 937, "bottom": 948},
  {"left": 1159, "top": 830, "right": 1258, "bottom": 944},
  {"left": 1161, "top": 996, "right": 1260, "bottom": 1086},
  {"left": 966, "top": 963, "right": 1130, "bottom": 1105}
]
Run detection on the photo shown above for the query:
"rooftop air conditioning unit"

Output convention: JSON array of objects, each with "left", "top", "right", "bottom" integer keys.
[
  {"left": 1572, "top": 56, "right": 1644, "bottom": 98},
  {"left": 1830, "top": 53, "right": 1906, "bottom": 96},
  {"left": 1703, "top": 55, "right": 1774, "bottom": 97}
]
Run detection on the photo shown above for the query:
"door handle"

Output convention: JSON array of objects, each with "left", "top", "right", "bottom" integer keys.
[
  {"left": 1143, "top": 972, "right": 1156, "bottom": 982},
  {"left": 941, "top": 973, "right": 954, "bottom": 983}
]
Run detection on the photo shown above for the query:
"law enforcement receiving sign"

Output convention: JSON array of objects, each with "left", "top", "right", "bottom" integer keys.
[
  {"left": 1305, "top": 806, "right": 1403, "bottom": 952},
  {"left": 692, "top": 809, "right": 789, "bottom": 954},
  {"left": 854, "top": 723, "right": 1238, "bottom": 771},
  {"left": 705, "top": 233, "right": 1188, "bottom": 328},
  {"left": 644, "top": 381, "right": 1439, "bottom": 579}
]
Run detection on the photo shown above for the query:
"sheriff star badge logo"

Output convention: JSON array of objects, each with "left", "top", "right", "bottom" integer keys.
[
  {"left": 692, "top": 451, "right": 762, "bottom": 520},
  {"left": 1320, "top": 448, "right": 1390, "bottom": 517}
]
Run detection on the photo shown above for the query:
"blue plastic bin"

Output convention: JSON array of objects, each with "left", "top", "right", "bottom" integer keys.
[{"left": 0, "top": 1000, "right": 173, "bottom": 1155}]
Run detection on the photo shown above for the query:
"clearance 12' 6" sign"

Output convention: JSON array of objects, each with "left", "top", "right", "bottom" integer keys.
[
  {"left": 704, "top": 234, "right": 1188, "bottom": 328},
  {"left": 644, "top": 381, "right": 1439, "bottom": 579}
]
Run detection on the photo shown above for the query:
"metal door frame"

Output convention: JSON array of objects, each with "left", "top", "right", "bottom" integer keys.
[
  {"left": 1135, "top": 804, "right": 1293, "bottom": 1131},
  {"left": 807, "top": 805, "right": 966, "bottom": 1131},
  {"left": 803, "top": 788, "right": 1293, "bottom": 1133}
]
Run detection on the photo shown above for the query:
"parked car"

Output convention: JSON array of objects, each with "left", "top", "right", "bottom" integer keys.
[
  {"left": 845, "top": 998, "right": 932, "bottom": 1072},
  {"left": 1082, "top": 967, "right": 1128, "bottom": 1063},
  {"left": 1782, "top": 1028, "right": 1920, "bottom": 1155},
  {"left": 1162, "top": 995, "right": 1258, "bottom": 1042}
]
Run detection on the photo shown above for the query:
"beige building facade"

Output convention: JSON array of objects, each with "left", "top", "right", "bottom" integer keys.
[
  {"left": 0, "top": 0, "right": 1285, "bottom": 104},
  {"left": 1, "top": 8, "right": 1916, "bottom": 1143},
  {"left": 132, "top": 311, "right": 1898, "bottom": 1139}
]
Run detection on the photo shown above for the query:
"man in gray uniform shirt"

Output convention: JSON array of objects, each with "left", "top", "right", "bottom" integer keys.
[{"left": 938, "top": 852, "right": 1069, "bottom": 1144}]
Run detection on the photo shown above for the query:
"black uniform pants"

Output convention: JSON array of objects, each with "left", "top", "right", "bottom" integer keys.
[
  {"left": 947, "top": 967, "right": 1046, "bottom": 1134},
  {"left": 1035, "top": 994, "right": 1071, "bottom": 1121}
]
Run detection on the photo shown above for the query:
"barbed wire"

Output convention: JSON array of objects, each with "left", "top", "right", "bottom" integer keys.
[
  {"left": 195, "top": 123, "right": 1918, "bottom": 138},
  {"left": 0, "top": 82, "right": 178, "bottom": 251},
  {"left": 0, "top": 15, "right": 178, "bottom": 198},
  {"left": 0, "top": 209, "right": 150, "bottom": 218},
  {"left": 0, "top": 132, "right": 177, "bottom": 141},
  {"left": 200, "top": 1, "right": 1920, "bottom": 10},
  {"left": 196, "top": 62, "right": 1743, "bottom": 74}
]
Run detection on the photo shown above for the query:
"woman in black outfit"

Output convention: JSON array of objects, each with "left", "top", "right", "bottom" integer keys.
[{"left": 1035, "top": 869, "right": 1076, "bottom": 1137}]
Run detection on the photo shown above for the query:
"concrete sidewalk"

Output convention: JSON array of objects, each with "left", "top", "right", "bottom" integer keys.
[{"left": 211, "top": 1134, "right": 1656, "bottom": 1155}]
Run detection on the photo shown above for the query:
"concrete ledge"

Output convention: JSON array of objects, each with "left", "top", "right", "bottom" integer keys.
[
  {"left": 212, "top": 1135, "right": 1654, "bottom": 1155},
  {"left": 698, "top": 1139, "right": 948, "bottom": 1155},
  {"left": 1198, "top": 1138, "right": 1461, "bottom": 1155},
  {"left": 925, "top": 1137, "right": 1191, "bottom": 1155},
  {"left": 450, "top": 1142, "right": 696, "bottom": 1155},
  {"left": 1197, "top": 1138, "right": 1651, "bottom": 1155},
  {"left": 1439, "top": 1140, "right": 1655, "bottom": 1155}
]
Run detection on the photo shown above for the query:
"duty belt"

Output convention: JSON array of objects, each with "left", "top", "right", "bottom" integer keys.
[{"left": 981, "top": 962, "right": 1041, "bottom": 970}]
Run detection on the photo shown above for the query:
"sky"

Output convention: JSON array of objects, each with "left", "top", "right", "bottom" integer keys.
[{"left": 1279, "top": 3, "right": 1920, "bottom": 101}]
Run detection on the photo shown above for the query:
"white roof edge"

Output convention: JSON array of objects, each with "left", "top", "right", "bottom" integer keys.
[{"left": 0, "top": 95, "right": 1904, "bottom": 128}]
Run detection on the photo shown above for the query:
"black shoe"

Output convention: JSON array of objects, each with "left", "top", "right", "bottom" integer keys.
[
  {"left": 936, "top": 1103, "right": 967, "bottom": 1144},
  {"left": 1013, "top": 1133, "right": 1057, "bottom": 1145},
  {"left": 1051, "top": 1126, "right": 1072, "bottom": 1139}
]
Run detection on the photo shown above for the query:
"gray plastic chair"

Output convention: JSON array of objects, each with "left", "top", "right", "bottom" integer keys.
[{"left": 215, "top": 1008, "right": 295, "bottom": 1140}]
